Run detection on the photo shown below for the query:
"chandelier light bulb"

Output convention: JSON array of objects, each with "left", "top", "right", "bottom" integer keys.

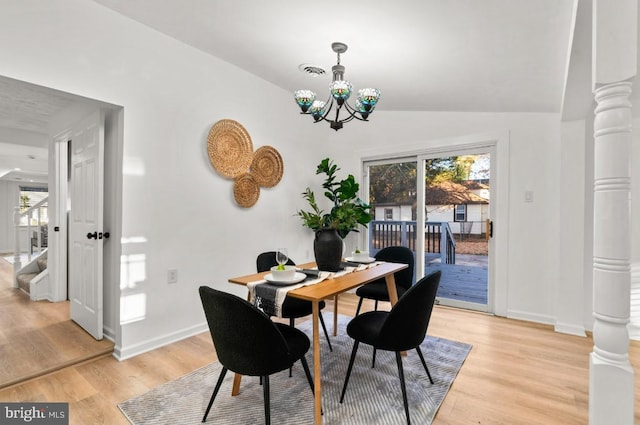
[
  {"left": 294, "top": 90, "right": 316, "bottom": 113},
  {"left": 330, "top": 80, "right": 353, "bottom": 102},
  {"left": 309, "top": 100, "right": 326, "bottom": 121}
]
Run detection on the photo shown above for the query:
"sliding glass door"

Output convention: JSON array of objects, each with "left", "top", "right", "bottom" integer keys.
[{"left": 364, "top": 148, "right": 492, "bottom": 312}]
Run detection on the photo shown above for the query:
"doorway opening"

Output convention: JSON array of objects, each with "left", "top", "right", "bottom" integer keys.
[{"left": 1, "top": 75, "right": 123, "bottom": 353}]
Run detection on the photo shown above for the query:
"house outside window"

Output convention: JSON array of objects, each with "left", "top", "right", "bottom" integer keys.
[
  {"left": 384, "top": 208, "right": 393, "bottom": 220},
  {"left": 454, "top": 204, "right": 467, "bottom": 222}
]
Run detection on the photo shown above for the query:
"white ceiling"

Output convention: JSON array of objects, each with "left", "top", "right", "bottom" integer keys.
[
  {"left": 91, "top": 0, "right": 576, "bottom": 113},
  {"left": 0, "top": 0, "right": 607, "bottom": 183},
  {"left": 0, "top": 76, "right": 78, "bottom": 183}
]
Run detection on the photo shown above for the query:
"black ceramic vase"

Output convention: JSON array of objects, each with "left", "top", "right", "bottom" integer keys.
[{"left": 314, "top": 227, "right": 343, "bottom": 272}]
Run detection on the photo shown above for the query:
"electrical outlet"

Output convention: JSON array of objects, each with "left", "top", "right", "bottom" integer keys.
[
  {"left": 524, "top": 190, "right": 534, "bottom": 203},
  {"left": 168, "top": 269, "right": 178, "bottom": 284}
]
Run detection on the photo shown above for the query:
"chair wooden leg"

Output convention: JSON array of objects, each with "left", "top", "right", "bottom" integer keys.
[
  {"left": 395, "top": 352, "right": 411, "bottom": 425},
  {"left": 340, "top": 341, "right": 360, "bottom": 403},
  {"left": 263, "top": 375, "right": 270, "bottom": 425},
  {"left": 415, "top": 346, "right": 434, "bottom": 384},
  {"left": 318, "top": 312, "right": 333, "bottom": 352},
  {"left": 202, "top": 367, "right": 228, "bottom": 423},
  {"left": 355, "top": 297, "right": 364, "bottom": 316}
]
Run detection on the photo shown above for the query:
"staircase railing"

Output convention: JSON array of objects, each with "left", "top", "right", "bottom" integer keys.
[
  {"left": 12, "top": 196, "right": 49, "bottom": 285},
  {"left": 368, "top": 220, "right": 456, "bottom": 264}
]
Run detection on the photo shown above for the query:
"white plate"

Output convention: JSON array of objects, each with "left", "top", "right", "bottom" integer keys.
[
  {"left": 264, "top": 272, "right": 307, "bottom": 286},
  {"left": 345, "top": 256, "right": 376, "bottom": 264}
]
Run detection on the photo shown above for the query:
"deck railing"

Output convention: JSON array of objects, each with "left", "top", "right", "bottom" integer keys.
[{"left": 368, "top": 220, "right": 456, "bottom": 264}]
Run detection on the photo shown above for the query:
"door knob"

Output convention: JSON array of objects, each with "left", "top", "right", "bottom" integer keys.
[{"left": 87, "top": 232, "right": 97, "bottom": 239}]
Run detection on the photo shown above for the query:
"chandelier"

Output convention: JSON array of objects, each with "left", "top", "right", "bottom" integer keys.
[{"left": 294, "top": 42, "right": 381, "bottom": 131}]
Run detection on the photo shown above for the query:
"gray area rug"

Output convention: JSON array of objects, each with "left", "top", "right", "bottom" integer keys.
[{"left": 119, "top": 314, "right": 471, "bottom": 425}]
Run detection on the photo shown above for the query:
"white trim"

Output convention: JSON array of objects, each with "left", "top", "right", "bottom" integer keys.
[
  {"left": 438, "top": 298, "right": 489, "bottom": 313},
  {"left": 555, "top": 321, "right": 587, "bottom": 337},
  {"left": 358, "top": 130, "right": 510, "bottom": 316},
  {"left": 113, "top": 323, "right": 209, "bottom": 361},
  {"left": 51, "top": 134, "right": 70, "bottom": 303},
  {"left": 507, "top": 309, "right": 555, "bottom": 326}
]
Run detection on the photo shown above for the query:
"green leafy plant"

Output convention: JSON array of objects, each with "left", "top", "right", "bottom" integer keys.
[{"left": 297, "top": 158, "right": 372, "bottom": 239}]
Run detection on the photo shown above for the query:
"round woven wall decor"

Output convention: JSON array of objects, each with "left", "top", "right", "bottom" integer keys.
[
  {"left": 250, "top": 145, "right": 284, "bottom": 188},
  {"left": 233, "top": 173, "right": 260, "bottom": 208},
  {"left": 207, "top": 119, "right": 254, "bottom": 178}
]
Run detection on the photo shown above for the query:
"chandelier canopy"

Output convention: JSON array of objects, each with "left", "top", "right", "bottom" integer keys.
[{"left": 294, "top": 42, "right": 381, "bottom": 131}]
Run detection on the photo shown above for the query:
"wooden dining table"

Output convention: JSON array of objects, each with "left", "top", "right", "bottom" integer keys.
[{"left": 228, "top": 260, "right": 408, "bottom": 425}]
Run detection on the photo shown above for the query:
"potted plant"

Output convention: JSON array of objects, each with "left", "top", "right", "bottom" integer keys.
[{"left": 297, "top": 158, "right": 372, "bottom": 270}]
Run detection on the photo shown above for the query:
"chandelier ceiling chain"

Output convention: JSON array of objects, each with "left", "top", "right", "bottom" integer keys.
[{"left": 294, "top": 42, "right": 381, "bottom": 131}]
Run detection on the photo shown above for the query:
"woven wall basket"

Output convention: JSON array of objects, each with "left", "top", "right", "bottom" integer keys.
[
  {"left": 250, "top": 145, "right": 283, "bottom": 188},
  {"left": 207, "top": 119, "right": 254, "bottom": 178},
  {"left": 233, "top": 173, "right": 260, "bottom": 208}
]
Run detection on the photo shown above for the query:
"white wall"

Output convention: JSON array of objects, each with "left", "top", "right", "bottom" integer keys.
[
  {"left": 556, "top": 119, "right": 588, "bottom": 336},
  {"left": 1, "top": 0, "right": 622, "bottom": 358}
]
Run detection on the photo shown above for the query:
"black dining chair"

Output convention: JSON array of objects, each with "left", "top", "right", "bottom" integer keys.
[
  {"left": 198, "top": 286, "right": 315, "bottom": 424},
  {"left": 339, "top": 270, "right": 441, "bottom": 425},
  {"left": 354, "top": 245, "right": 415, "bottom": 316},
  {"left": 256, "top": 251, "right": 333, "bottom": 352}
]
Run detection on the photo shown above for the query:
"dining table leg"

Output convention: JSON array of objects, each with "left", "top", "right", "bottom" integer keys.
[
  {"left": 385, "top": 274, "right": 406, "bottom": 356},
  {"left": 385, "top": 273, "right": 399, "bottom": 305},
  {"left": 231, "top": 373, "right": 242, "bottom": 396},
  {"left": 333, "top": 294, "right": 339, "bottom": 336},
  {"left": 230, "top": 291, "right": 258, "bottom": 396},
  {"left": 312, "top": 300, "right": 322, "bottom": 424}
]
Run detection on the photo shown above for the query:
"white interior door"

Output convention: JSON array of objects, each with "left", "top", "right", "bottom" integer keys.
[{"left": 69, "top": 110, "right": 104, "bottom": 340}]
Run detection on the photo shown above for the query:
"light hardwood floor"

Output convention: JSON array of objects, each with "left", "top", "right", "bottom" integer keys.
[
  {"left": 0, "top": 256, "right": 114, "bottom": 389},
  {"left": 1, "top": 261, "right": 639, "bottom": 424}
]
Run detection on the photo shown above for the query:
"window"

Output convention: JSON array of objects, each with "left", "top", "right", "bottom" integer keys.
[
  {"left": 384, "top": 208, "right": 393, "bottom": 220},
  {"left": 18, "top": 186, "right": 49, "bottom": 225},
  {"left": 454, "top": 204, "right": 467, "bottom": 222}
]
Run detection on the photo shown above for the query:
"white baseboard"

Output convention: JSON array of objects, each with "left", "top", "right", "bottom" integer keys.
[
  {"left": 554, "top": 321, "right": 587, "bottom": 337},
  {"left": 506, "top": 309, "right": 555, "bottom": 326},
  {"left": 113, "top": 322, "right": 209, "bottom": 361},
  {"left": 628, "top": 323, "right": 640, "bottom": 341}
]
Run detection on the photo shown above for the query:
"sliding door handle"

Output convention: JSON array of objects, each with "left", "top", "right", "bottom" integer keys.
[{"left": 486, "top": 219, "right": 493, "bottom": 240}]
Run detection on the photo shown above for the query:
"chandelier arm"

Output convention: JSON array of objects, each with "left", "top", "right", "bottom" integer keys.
[
  {"left": 322, "top": 97, "right": 336, "bottom": 120},
  {"left": 340, "top": 101, "right": 370, "bottom": 122}
]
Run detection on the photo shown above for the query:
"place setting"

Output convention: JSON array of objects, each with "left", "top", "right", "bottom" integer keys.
[
  {"left": 248, "top": 248, "right": 331, "bottom": 318},
  {"left": 261, "top": 248, "right": 330, "bottom": 286}
]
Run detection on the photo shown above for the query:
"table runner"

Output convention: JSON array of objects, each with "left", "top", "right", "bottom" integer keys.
[{"left": 248, "top": 262, "right": 381, "bottom": 317}]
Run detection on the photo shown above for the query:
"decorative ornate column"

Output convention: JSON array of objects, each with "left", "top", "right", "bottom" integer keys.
[
  {"left": 590, "top": 82, "right": 634, "bottom": 424},
  {"left": 590, "top": 1, "right": 636, "bottom": 423}
]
